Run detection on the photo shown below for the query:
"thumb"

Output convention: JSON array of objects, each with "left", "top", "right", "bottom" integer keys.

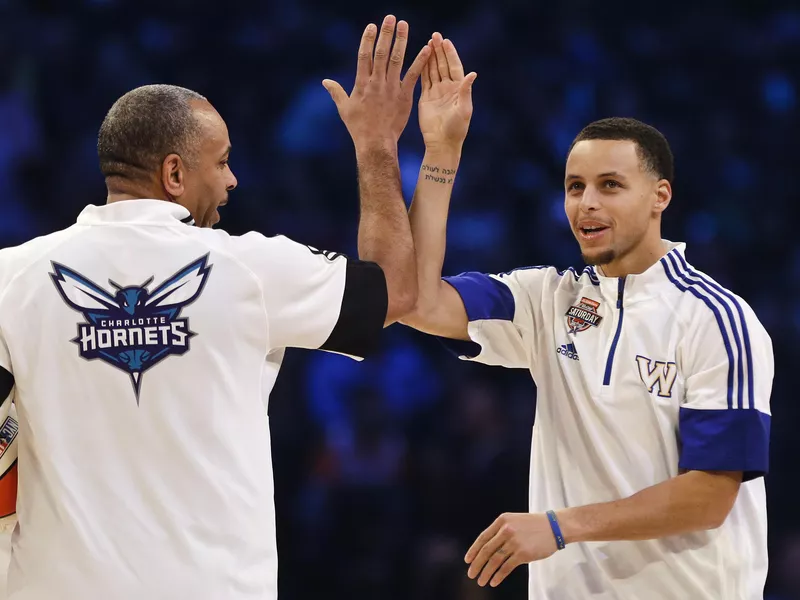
[
  {"left": 459, "top": 72, "right": 477, "bottom": 104},
  {"left": 322, "top": 79, "right": 348, "bottom": 109}
]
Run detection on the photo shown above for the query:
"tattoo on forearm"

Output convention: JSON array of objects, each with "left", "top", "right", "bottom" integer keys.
[{"left": 421, "top": 164, "right": 457, "bottom": 184}]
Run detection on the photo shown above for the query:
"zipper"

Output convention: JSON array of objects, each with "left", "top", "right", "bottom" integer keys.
[{"left": 602, "top": 277, "right": 626, "bottom": 386}]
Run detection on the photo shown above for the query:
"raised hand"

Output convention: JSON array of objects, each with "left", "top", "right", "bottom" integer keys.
[
  {"left": 323, "top": 15, "right": 431, "bottom": 150},
  {"left": 418, "top": 32, "right": 477, "bottom": 153}
]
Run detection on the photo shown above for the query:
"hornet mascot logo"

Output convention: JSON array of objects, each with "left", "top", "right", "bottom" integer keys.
[{"left": 50, "top": 255, "right": 212, "bottom": 403}]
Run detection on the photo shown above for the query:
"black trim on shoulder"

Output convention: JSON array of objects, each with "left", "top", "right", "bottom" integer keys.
[
  {"left": 0, "top": 366, "right": 13, "bottom": 407},
  {"left": 320, "top": 260, "right": 388, "bottom": 358},
  {"left": 305, "top": 246, "right": 347, "bottom": 262},
  {"left": 180, "top": 215, "right": 195, "bottom": 226}
]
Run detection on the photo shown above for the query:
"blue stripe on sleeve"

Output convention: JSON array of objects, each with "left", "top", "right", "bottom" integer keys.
[
  {"left": 667, "top": 253, "right": 745, "bottom": 410},
  {"left": 678, "top": 407, "right": 770, "bottom": 481},
  {"left": 443, "top": 272, "right": 515, "bottom": 322},
  {"left": 661, "top": 255, "right": 736, "bottom": 409},
  {"left": 675, "top": 252, "right": 755, "bottom": 410}
]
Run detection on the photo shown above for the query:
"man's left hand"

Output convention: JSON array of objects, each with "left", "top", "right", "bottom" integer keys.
[{"left": 465, "top": 512, "right": 559, "bottom": 587}]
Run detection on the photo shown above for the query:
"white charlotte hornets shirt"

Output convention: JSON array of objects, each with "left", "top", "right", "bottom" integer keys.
[
  {"left": 442, "top": 240, "right": 772, "bottom": 600},
  {"left": 0, "top": 200, "right": 388, "bottom": 600}
]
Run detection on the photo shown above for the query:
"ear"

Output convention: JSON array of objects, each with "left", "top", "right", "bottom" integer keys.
[
  {"left": 653, "top": 179, "right": 672, "bottom": 215},
  {"left": 161, "top": 154, "right": 186, "bottom": 199}
]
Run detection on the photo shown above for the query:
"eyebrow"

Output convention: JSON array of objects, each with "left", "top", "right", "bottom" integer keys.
[
  {"left": 565, "top": 171, "right": 627, "bottom": 182},
  {"left": 220, "top": 145, "right": 231, "bottom": 159}
]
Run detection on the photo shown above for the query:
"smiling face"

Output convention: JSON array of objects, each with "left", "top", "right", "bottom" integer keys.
[{"left": 564, "top": 138, "right": 672, "bottom": 276}]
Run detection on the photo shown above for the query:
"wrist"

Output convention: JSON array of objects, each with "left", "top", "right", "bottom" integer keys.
[
  {"left": 545, "top": 510, "right": 567, "bottom": 550},
  {"left": 423, "top": 142, "right": 463, "bottom": 161},
  {"left": 353, "top": 138, "right": 398, "bottom": 159},
  {"left": 553, "top": 507, "right": 585, "bottom": 545}
]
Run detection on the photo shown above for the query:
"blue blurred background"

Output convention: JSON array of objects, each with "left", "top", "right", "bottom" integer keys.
[{"left": 1, "top": 0, "right": 798, "bottom": 597}]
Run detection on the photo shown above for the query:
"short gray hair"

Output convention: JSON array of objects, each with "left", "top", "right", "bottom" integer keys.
[{"left": 98, "top": 84, "right": 206, "bottom": 181}]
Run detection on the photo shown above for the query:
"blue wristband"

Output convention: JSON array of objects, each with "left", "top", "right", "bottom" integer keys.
[{"left": 546, "top": 510, "right": 566, "bottom": 550}]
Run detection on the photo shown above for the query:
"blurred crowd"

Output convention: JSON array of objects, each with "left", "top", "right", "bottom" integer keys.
[{"left": 1, "top": 0, "right": 799, "bottom": 597}]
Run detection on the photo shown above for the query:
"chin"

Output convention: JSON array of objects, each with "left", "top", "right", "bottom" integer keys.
[{"left": 581, "top": 248, "right": 616, "bottom": 266}]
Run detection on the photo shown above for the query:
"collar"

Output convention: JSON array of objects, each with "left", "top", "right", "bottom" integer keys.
[
  {"left": 590, "top": 240, "right": 686, "bottom": 303},
  {"left": 76, "top": 200, "right": 195, "bottom": 226}
]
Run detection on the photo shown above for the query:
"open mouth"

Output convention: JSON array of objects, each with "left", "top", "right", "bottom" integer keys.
[{"left": 578, "top": 225, "right": 610, "bottom": 240}]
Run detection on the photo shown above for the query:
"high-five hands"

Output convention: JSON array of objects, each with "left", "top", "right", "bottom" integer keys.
[
  {"left": 323, "top": 15, "right": 431, "bottom": 150},
  {"left": 418, "top": 32, "right": 477, "bottom": 153}
]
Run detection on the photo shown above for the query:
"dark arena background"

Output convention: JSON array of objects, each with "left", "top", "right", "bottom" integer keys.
[{"left": 1, "top": 0, "right": 798, "bottom": 598}]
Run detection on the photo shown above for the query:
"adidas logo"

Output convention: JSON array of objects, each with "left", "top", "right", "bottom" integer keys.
[{"left": 556, "top": 342, "right": 579, "bottom": 361}]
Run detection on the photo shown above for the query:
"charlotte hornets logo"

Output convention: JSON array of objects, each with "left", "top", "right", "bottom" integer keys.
[{"left": 50, "top": 255, "right": 212, "bottom": 403}]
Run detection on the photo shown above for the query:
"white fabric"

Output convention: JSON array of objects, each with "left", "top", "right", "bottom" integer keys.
[
  {"left": 444, "top": 241, "right": 772, "bottom": 600},
  {"left": 0, "top": 200, "right": 355, "bottom": 600}
]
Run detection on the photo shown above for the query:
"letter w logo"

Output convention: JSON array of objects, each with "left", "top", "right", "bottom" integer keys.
[{"left": 635, "top": 355, "right": 678, "bottom": 398}]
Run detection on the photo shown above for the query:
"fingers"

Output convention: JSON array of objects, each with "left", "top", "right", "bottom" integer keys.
[
  {"left": 402, "top": 43, "right": 431, "bottom": 95},
  {"left": 427, "top": 41, "right": 441, "bottom": 84},
  {"left": 458, "top": 72, "right": 477, "bottom": 108},
  {"left": 477, "top": 546, "right": 513, "bottom": 587},
  {"left": 387, "top": 19, "right": 408, "bottom": 82},
  {"left": 355, "top": 23, "right": 377, "bottom": 90},
  {"left": 489, "top": 554, "right": 520, "bottom": 588},
  {"left": 420, "top": 41, "right": 432, "bottom": 94},
  {"left": 467, "top": 521, "right": 508, "bottom": 577},
  {"left": 443, "top": 38, "right": 465, "bottom": 80},
  {"left": 322, "top": 79, "right": 348, "bottom": 110},
  {"left": 465, "top": 517, "right": 501, "bottom": 564},
  {"left": 467, "top": 528, "right": 509, "bottom": 580},
  {"left": 431, "top": 32, "right": 449, "bottom": 81},
  {"left": 372, "top": 15, "right": 397, "bottom": 79}
]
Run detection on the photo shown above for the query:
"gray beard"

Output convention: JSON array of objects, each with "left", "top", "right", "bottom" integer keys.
[{"left": 582, "top": 249, "right": 616, "bottom": 266}]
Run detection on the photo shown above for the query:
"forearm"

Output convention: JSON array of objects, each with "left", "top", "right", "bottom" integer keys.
[
  {"left": 409, "top": 148, "right": 459, "bottom": 303},
  {"left": 355, "top": 143, "right": 417, "bottom": 324},
  {"left": 557, "top": 470, "right": 742, "bottom": 544},
  {"left": 401, "top": 148, "right": 465, "bottom": 335}
]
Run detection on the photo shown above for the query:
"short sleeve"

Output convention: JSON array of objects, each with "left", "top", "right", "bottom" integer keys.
[
  {"left": 233, "top": 233, "right": 387, "bottom": 359},
  {"left": 678, "top": 298, "right": 773, "bottom": 481},
  {"left": 440, "top": 267, "right": 552, "bottom": 368}
]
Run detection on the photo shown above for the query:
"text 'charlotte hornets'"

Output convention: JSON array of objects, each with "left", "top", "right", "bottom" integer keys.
[{"left": 50, "top": 254, "right": 212, "bottom": 403}]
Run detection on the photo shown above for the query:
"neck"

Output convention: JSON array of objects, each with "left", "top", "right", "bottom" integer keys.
[
  {"left": 105, "top": 177, "right": 168, "bottom": 205},
  {"left": 598, "top": 236, "right": 668, "bottom": 278}
]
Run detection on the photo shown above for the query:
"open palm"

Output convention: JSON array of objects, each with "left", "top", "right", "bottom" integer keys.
[{"left": 418, "top": 33, "right": 477, "bottom": 151}]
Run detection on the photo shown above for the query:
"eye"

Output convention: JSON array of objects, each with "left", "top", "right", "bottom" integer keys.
[
  {"left": 604, "top": 180, "right": 622, "bottom": 189},
  {"left": 568, "top": 181, "right": 584, "bottom": 191}
]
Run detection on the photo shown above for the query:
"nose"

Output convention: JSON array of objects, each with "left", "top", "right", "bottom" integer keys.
[
  {"left": 578, "top": 185, "right": 601, "bottom": 211},
  {"left": 226, "top": 169, "right": 238, "bottom": 192}
]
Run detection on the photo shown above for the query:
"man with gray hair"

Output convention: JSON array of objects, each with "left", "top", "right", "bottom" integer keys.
[
  {"left": 0, "top": 15, "right": 429, "bottom": 599},
  {"left": 96, "top": 84, "right": 232, "bottom": 229}
]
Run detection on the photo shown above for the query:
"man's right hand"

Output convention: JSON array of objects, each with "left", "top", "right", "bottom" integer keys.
[
  {"left": 323, "top": 15, "right": 431, "bottom": 151},
  {"left": 418, "top": 32, "right": 477, "bottom": 154}
]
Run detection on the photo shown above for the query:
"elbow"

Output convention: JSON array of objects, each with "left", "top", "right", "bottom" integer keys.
[
  {"left": 702, "top": 512, "right": 726, "bottom": 531},
  {"left": 683, "top": 470, "right": 742, "bottom": 532},
  {"left": 700, "top": 493, "right": 739, "bottom": 531},
  {"left": 385, "top": 283, "right": 418, "bottom": 324},
  {"left": 704, "top": 503, "right": 735, "bottom": 530}
]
